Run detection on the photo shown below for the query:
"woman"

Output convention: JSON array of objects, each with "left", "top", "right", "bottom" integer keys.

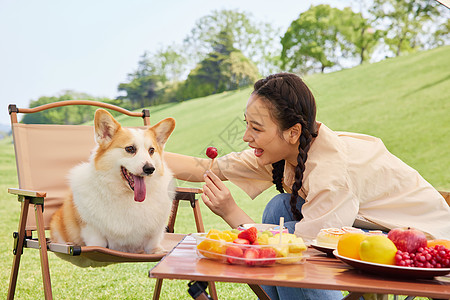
[{"left": 166, "top": 73, "right": 450, "bottom": 299}]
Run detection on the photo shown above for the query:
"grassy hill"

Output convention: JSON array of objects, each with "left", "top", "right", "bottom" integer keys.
[{"left": 1, "top": 46, "right": 449, "bottom": 299}]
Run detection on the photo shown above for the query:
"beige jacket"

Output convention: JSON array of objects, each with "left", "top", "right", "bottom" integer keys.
[{"left": 216, "top": 123, "right": 450, "bottom": 242}]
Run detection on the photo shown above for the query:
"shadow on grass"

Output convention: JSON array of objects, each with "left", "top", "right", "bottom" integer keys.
[{"left": 401, "top": 74, "right": 450, "bottom": 99}]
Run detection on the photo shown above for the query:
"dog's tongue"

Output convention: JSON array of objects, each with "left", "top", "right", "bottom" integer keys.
[{"left": 133, "top": 175, "right": 146, "bottom": 202}]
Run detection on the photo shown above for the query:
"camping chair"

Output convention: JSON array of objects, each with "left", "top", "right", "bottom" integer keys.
[{"left": 7, "top": 100, "right": 217, "bottom": 300}]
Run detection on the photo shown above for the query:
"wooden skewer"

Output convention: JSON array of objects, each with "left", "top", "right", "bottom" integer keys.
[{"left": 279, "top": 217, "right": 284, "bottom": 244}]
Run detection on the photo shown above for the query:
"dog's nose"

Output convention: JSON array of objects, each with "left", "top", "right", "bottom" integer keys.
[{"left": 143, "top": 164, "right": 155, "bottom": 175}]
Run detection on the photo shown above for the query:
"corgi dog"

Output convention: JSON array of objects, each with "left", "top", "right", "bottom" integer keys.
[{"left": 50, "top": 109, "right": 176, "bottom": 265}]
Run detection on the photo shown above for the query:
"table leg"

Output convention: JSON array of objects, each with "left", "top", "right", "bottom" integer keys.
[{"left": 248, "top": 284, "right": 271, "bottom": 300}]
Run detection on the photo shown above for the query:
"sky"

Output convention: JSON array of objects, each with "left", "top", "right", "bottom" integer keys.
[{"left": 0, "top": 0, "right": 351, "bottom": 127}]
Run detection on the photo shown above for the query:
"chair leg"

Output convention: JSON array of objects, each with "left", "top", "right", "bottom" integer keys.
[
  {"left": 8, "top": 242, "right": 21, "bottom": 300},
  {"left": 167, "top": 200, "right": 180, "bottom": 233},
  {"left": 35, "top": 204, "right": 53, "bottom": 300},
  {"left": 7, "top": 199, "right": 30, "bottom": 300},
  {"left": 192, "top": 200, "right": 205, "bottom": 233},
  {"left": 152, "top": 278, "right": 163, "bottom": 300}
]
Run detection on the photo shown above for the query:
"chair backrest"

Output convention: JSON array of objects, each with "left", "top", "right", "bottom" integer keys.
[{"left": 9, "top": 101, "right": 150, "bottom": 230}]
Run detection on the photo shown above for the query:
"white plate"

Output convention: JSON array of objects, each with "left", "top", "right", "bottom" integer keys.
[
  {"left": 333, "top": 250, "right": 450, "bottom": 279},
  {"left": 310, "top": 240, "right": 336, "bottom": 257}
]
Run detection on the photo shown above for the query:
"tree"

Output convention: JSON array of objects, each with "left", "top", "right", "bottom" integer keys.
[
  {"left": 431, "top": 18, "right": 450, "bottom": 48},
  {"left": 370, "top": 0, "right": 442, "bottom": 56},
  {"left": 226, "top": 51, "right": 260, "bottom": 90},
  {"left": 183, "top": 9, "right": 281, "bottom": 75},
  {"left": 281, "top": 4, "right": 384, "bottom": 73},
  {"left": 135, "top": 45, "right": 187, "bottom": 83},
  {"left": 281, "top": 4, "right": 345, "bottom": 74},
  {"left": 338, "top": 7, "right": 382, "bottom": 64},
  {"left": 118, "top": 45, "right": 188, "bottom": 107},
  {"left": 179, "top": 30, "right": 259, "bottom": 100},
  {"left": 117, "top": 75, "right": 160, "bottom": 109},
  {"left": 121, "top": 9, "right": 280, "bottom": 105}
]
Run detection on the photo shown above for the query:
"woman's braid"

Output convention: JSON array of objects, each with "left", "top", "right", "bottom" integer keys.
[
  {"left": 289, "top": 125, "right": 313, "bottom": 220},
  {"left": 272, "top": 160, "right": 285, "bottom": 193}
]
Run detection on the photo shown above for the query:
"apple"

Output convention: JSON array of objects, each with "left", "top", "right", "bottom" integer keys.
[{"left": 387, "top": 227, "right": 427, "bottom": 253}]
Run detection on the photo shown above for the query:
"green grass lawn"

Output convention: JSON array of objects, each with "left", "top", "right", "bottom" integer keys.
[{"left": 1, "top": 46, "right": 449, "bottom": 299}]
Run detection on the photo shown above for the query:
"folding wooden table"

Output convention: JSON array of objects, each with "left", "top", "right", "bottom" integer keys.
[{"left": 149, "top": 236, "right": 450, "bottom": 300}]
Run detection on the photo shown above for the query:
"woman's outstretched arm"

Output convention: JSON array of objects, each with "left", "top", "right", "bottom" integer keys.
[{"left": 164, "top": 152, "right": 226, "bottom": 182}]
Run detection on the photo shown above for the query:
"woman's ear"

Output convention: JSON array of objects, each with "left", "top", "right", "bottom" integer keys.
[{"left": 284, "top": 123, "right": 302, "bottom": 144}]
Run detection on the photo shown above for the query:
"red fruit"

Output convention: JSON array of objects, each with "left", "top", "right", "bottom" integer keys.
[
  {"left": 206, "top": 147, "right": 218, "bottom": 159},
  {"left": 238, "top": 227, "right": 258, "bottom": 244},
  {"left": 387, "top": 227, "right": 427, "bottom": 253},
  {"left": 244, "top": 248, "right": 260, "bottom": 266},
  {"left": 233, "top": 238, "right": 250, "bottom": 245},
  {"left": 225, "top": 245, "right": 244, "bottom": 264},
  {"left": 395, "top": 246, "right": 450, "bottom": 268},
  {"left": 259, "top": 247, "right": 277, "bottom": 266}
]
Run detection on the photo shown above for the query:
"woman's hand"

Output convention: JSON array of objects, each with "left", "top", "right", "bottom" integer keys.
[
  {"left": 201, "top": 170, "right": 235, "bottom": 218},
  {"left": 201, "top": 170, "right": 254, "bottom": 228}
]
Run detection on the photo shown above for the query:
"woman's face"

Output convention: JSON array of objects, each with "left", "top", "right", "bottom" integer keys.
[{"left": 243, "top": 94, "right": 294, "bottom": 166}]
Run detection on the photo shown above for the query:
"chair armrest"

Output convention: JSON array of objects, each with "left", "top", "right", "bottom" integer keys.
[
  {"left": 8, "top": 188, "right": 47, "bottom": 198},
  {"left": 9, "top": 188, "right": 199, "bottom": 199},
  {"left": 175, "top": 187, "right": 203, "bottom": 194},
  {"left": 175, "top": 187, "right": 203, "bottom": 202}
]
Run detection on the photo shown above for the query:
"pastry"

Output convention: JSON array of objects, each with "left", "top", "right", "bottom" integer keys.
[{"left": 315, "top": 228, "right": 346, "bottom": 248}]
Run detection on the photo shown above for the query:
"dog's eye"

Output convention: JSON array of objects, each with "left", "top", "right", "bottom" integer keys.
[
  {"left": 149, "top": 147, "right": 155, "bottom": 155},
  {"left": 125, "top": 146, "right": 136, "bottom": 154}
]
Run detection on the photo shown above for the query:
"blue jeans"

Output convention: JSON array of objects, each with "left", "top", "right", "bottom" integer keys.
[{"left": 261, "top": 193, "right": 343, "bottom": 300}]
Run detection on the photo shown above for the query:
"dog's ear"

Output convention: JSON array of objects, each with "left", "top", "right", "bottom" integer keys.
[
  {"left": 151, "top": 117, "right": 176, "bottom": 147},
  {"left": 94, "top": 109, "right": 121, "bottom": 146}
]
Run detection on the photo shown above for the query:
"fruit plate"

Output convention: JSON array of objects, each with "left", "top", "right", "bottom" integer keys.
[
  {"left": 333, "top": 250, "right": 450, "bottom": 279},
  {"left": 191, "top": 233, "right": 307, "bottom": 266},
  {"left": 310, "top": 240, "right": 336, "bottom": 257}
]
